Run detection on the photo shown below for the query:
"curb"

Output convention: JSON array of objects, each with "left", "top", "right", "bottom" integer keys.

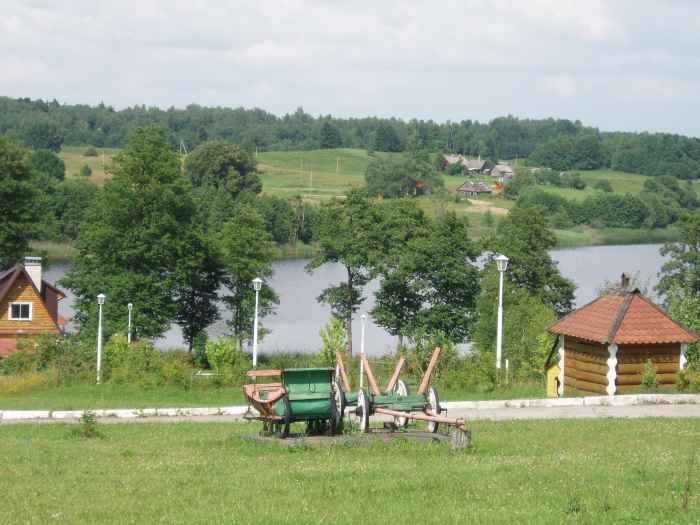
[{"left": 1, "top": 394, "right": 699, "bottom": 422}]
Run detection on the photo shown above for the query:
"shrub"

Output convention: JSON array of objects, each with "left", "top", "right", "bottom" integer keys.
[
  {"left": 594, "top": 179, "right": 614, "bottom": 193},
  {"left": 83, "top": 146, "right": 98, "bottom": 157},
  {"left": 315, "top": 317, "right": 347, "bottom": 367},
  {"left": 399, "top": 331, "right": 459, "bottom": 384},
  {"left": 205, "top": 337, "right": 250, "bottom": 382},
  {"left": 641, "top": 359, "right": 658, "bottom": 391},
  {"left": 80, "top": 164, "right": 92, "bottom": 177},
  {"left": 677, "top": 365, "right": 700, "bottom": 393},
  {"left": 0, "top": 346, "right": 39, "bottom": 374},
  {"left": 0, "top": 370, "right": 53, "bottom": 394}
]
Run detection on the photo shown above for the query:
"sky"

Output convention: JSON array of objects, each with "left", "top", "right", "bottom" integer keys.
[{"left": 2, "top": 0, "right": 700, "bottom": 136}]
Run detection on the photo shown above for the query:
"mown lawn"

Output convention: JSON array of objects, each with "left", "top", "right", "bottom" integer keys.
[{"left": 1, "top": 419, "right": 697, "bottom": 523}]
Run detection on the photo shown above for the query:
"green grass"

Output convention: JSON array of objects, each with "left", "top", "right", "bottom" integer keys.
[
  {"left": 29, "top": 240, "right": 77, "bottom": 261},
  {"left": 0, "top": 383, "right": 246, "bottom": 410},
  {"left": 554, "top": 226, "right": 681, "bottom": 248},
  {"left": 537, "top": 169, "right": 651, "bottom": 202},
  {"left": 59, "top": 145, "right": 119, "bottom": 184},
  {"left": 1, "top": 419, "right": 697, "bottom": 523}
]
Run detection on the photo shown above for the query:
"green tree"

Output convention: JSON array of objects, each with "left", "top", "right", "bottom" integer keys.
[
  {"left": 657, "top": 212, "right": 700, "bottom": 297},
  {"left": 374, "top": 122, "right": 402, "bottom": 152},
  {"left": 307, "top": 191, "right": 383, "bottom": 355},
  {"left": 319, "top": 121, "right": 342, "bottom": 149},
  {"left": 373, "top": 212, "right": 480, "bottom": 345},
  {"left": 489, "top": 206, "right": 575, "bottom": 315},
  {"left": 28, "top": 149, "right": 65, "bottom": 182},
  {"left": 172, "top": 231, "right": 224, "bottom": 351},
  {"left": 365, "top": 155, "right": 444, "bottom": 198},
  {"left": 21, "top": 119, "right": 63, "bottom": 152},
  {"left": 219, "top": 205, "right": 277, "bottom": 341},
  {"left": 61, "top": 126, "right": 211, "bottom": 340},
  {"left": 51, "top": 179, "right": 100, "bottom": 240},
  {"left": 80, "top": 164, "right": 92, "bottom": 177},
  {"left": 0, "top": 138, "right": 36, "bottom": 268},
  {"left": 594, "top": 179, "right": 613, "bottom": 193},
  {"left": 185, "top": 140, "right": 261, "bottom": 195}
]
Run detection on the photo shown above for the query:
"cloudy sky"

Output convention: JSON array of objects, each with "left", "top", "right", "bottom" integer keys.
[{"left": 2, "top": 1, "right": 699, "bottom": 135}]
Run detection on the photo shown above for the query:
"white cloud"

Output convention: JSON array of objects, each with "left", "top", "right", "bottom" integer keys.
[{"left": 1, "top": 0, "right": 699, "bottom": 135}]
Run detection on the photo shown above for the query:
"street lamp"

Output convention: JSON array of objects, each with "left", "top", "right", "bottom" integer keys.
[
  {"left": 359, "top": 314, "right": 367, "bottom": 390},
  {"left": 127, "top": 303, "right": 133, "bottom": 344},
  {"left": 495, "top": 254, "right": 509, "bottom": 371},
  {"left": 252, "top": 278, "right": 263, "bottom": 368},
  {"left": 96, "top": 293, "right": 106, "bottom": 384}
]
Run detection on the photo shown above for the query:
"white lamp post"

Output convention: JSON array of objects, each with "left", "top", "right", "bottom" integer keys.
[
  {"left": 495, "top": 254, "right": 509, "bottom": 371},
  {"left": 96, "top": 293, "right": 106, "bottom": 384},
  {"left": 360, "top": 314, "right": 367, "bottom": 390},
  {"left": 127, "top": 302, "right": 133, "bottom": 344},
  {"left": 252, "top": 278, "right": 263, "bottom": 368}
]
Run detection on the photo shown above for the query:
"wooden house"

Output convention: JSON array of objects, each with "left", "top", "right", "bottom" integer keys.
[
  {"left": 490, "top": 164, "right": 515, "bottom": 183},
  {"left": 456, "top": 181, "right": 493, "bottom": 198},
  {"left": 546, "top": 277, "right": 697, "bottom": 396},
  {"left": 0, "top": 257, "right": 65, "bottom": 357}
]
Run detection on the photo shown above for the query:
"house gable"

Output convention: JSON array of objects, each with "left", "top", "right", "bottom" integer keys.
[{"left": 0, "top": 271, "right": 61, "bottom": 336}]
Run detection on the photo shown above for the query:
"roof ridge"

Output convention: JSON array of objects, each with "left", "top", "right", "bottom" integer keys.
[
  {"left": 605, "top": 291, "right": 635, "bottom": 344},
  {"left": 547, "top": 293, "right": 614, "bottom": 334}
]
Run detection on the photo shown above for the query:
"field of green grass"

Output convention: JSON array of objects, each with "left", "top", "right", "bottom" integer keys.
[
  {"left": 553, "top": 226, "right": 681, "bottom": 248},
  {"left": 538, "top": 169, "right": 651, "bottom": 201},
  {"left": 1, "top": 418, "right": 697, "bottom": 523},
  {"left": 59, "top": 145, "right": 119, "bottom": 184}
]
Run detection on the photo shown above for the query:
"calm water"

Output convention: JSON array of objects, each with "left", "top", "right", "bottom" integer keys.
[{"left": 44, "top": 244, "right": 667, "bottom": 355}]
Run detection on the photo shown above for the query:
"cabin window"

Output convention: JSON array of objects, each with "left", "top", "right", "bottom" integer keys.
[{"left": 9, "top": 302, "right": 32, "bottom": 321}]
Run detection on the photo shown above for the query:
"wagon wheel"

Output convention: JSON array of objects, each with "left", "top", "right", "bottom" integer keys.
[
  {"left": 393, "top": 380, "right": 410, "bottom": 429},
  {"left": 333, "top": 381, "right": 346, "bottom": 433},
  {"left": 357, "top": 389, "right": 370, "bottom": 433},
  {"left": 281, "top": 394, "right": 292, "bottom": 438},
  {"left": 426, "top": 388, "right": 441, "bottom": 433}
]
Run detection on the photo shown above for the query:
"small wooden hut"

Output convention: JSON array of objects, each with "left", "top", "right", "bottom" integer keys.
[{"left": 547, "top": 281, "right": 697, "bottom": 396}]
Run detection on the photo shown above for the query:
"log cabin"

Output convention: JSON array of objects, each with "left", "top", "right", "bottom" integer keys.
[
  {"left": 0, "top": 257, "right": 65, "bottom": 357},
  {"left": 546, "top": 277, "right": 697, "bottom": 396}
]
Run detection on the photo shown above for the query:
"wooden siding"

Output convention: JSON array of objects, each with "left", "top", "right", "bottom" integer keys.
[
  {"left": 0, "top": 274, "right": 60, "bottom": 336},
  {"left": 564, "top": 338, "right": 608, "bottom": 395},
  {"left": 616, "top": 344, "right": 681, "bottom": 388}
]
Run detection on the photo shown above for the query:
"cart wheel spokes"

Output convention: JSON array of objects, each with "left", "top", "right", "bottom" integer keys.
[
  {"left": 334, "top": 381, "right": 346, "bottom": 433},
  {"left": 357, "top": 389, "right": 370, "bottom": 433},
  {"left": 393, "top": 380, "right": 410, "bottom": 428},
  {"left": 426, "top": 387, "right": 441, "bottom": 433}
]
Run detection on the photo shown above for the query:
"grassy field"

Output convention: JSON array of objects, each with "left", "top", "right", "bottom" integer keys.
[
  {"left": 553, "top": 225, "right": 681, "bottom": 248},
  {"left": 59, "top": 145, "right": 118, "bottom": 184},
  {"left": 537, "top": 169, "right": 651, "bottom": 201},
  {"left": 1, "top": 418, "right": 697, "bottom": 523}
]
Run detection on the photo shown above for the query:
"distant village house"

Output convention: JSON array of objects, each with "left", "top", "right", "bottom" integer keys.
[
  {"left": 490, "top": 164, "right": 515, "bottom": 183},
  {"left": 456, "top": 181, "right": 493, "bottom": 198},
  {"left": 0, "top": 257, "right": 65, "bottom": 357},
  {"left": 441, "top": 154, "right": 488, "bottom": 174}
]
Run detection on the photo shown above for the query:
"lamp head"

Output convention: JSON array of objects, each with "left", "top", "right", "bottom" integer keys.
[
  {"left": 97, "top": 293, "right": 106, "bottom": 305},
  {"left": 495, "top": 254, "right": 509, "bottom": 273},
  {"left": 127, "top": 302, "right": 133, "bottom": 311},
  {"left": 252, "top": 277, "right": 263, "bottom": 291}
]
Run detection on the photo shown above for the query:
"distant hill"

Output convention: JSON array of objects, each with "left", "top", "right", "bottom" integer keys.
[{"left": 2, "top": 95, "right": 699, "bottom": 180}]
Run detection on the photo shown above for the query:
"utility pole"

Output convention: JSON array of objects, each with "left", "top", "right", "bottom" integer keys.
[{"left": 336, "top": 157, "right": 340, "bottom": 174}]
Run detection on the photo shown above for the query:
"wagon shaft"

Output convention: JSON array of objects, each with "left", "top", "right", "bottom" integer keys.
[{"left": 374, "top": 407, "right": 469, "bottom": 432}]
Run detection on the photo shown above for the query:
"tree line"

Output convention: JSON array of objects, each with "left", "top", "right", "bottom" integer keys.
[{"left": 3, "top": 96, "right": 699, "bottom": 179}]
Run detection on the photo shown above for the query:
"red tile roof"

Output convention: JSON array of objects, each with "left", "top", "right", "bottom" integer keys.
[{"left": 549, "top": 290, "right": 697, "bottom": 345}]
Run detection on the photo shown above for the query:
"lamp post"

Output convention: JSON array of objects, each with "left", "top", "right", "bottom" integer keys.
[
  {"left": 96, "top": 293, "right": 106, "bottom": 384},
  {"left": 127, "top": 303, "right": 133, "bottom": 344},
  {"left": 359, "top": 314, "right": 367, "bottom": 390},
  {"left": 495, "top": 254, "right": 509, "bottom": 371},
  {"left": 252, "top": 278, "right": 263, "bottom": 368}
]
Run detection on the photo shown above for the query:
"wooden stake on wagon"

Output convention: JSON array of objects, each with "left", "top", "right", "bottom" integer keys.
[
  {"left": 335, "top": 351, "right": 351, "bottom": 392},
  {"left": 361, "top": 354, "right": 382, "bottom": 395},
  {"left": 417, "top": 347, "right": 442, "bottom": 395},
  {"left": 384, "top": 356, "right": 405, "bottom": 393}
]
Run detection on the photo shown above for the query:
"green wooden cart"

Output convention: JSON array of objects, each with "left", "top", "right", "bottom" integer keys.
[{"left": 243, "top": 367, "right": 345, "bottom": 437}]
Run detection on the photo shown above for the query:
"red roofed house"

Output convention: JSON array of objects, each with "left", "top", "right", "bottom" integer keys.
[
  {"left": 0, "top": 257, "right": 66, "bottom": 357},
  {"left": 546, "top": 275, "right": 697, "bottom": 396}
]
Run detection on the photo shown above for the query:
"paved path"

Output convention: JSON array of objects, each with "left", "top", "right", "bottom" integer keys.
[{"left": 2, "top": 399, "right": 700, "bottom": 425}]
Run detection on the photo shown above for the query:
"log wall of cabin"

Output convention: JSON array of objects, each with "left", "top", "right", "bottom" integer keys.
[
  {"left": 0, "top": 275, "right": 60, "bottom": 336},
  {"left": 615, "top": 344, "right": 681, "bottom": 393},
  {"left": 563, "top": 338, "right": 608, "bottom": 395}
]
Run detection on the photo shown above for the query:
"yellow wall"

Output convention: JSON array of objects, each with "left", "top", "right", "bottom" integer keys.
[{"left": 546, "top": 363, "right": 560, "bottom": 398}]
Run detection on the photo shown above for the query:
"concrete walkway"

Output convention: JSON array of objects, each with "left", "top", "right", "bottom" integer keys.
[{"left": 2, "top": 394, "right": 699, "bottom": 425}]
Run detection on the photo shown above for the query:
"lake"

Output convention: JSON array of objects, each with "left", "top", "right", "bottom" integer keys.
[{"left": 44, "top": 244, "right": 668, "bottom": 355}]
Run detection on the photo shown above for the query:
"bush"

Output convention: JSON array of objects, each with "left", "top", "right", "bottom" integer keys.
[
  {"left": 83, "top": 147, "right": 98, "bottom": 157},
  {"left": 80, "top": 164, "right": 92, "bottom": 177},
  {"left": 677, "top": 365, "right": 700, "bottom": 393},
  {"left": 641, "top": 359, "right": 658, "bottom": 391},
  {"left": 0, "top": 370, "right": 54, "bottom": 394},
  {"left": 315, "top": 317, "right": 347, "bottom": 367},
  {"left": 204, "top": 337, "right": 250, "bottom": 383},
  {"left": 594, "top": 179, "right": 614, "bottom": 193}
]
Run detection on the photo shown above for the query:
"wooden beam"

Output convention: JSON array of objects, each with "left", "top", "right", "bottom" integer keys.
[
  {"left": 361, "top": 354, "right": 381, "bottom": 395},
  {"left": 335, "top": 351, "right": 351, "bottom": 392},
  {"left": 374, "top": 407, "right": 467, "bottom": 431},
  {"left": 417, "top": 347, "right": 441, "bottom": 395},
  {"left": 384, "top": 356, "right": 405, "bottom": 393}
]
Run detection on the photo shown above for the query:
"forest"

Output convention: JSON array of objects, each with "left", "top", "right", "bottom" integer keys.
[{"left": 2, "top": 96, "right": 699, "bottom": 179}]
